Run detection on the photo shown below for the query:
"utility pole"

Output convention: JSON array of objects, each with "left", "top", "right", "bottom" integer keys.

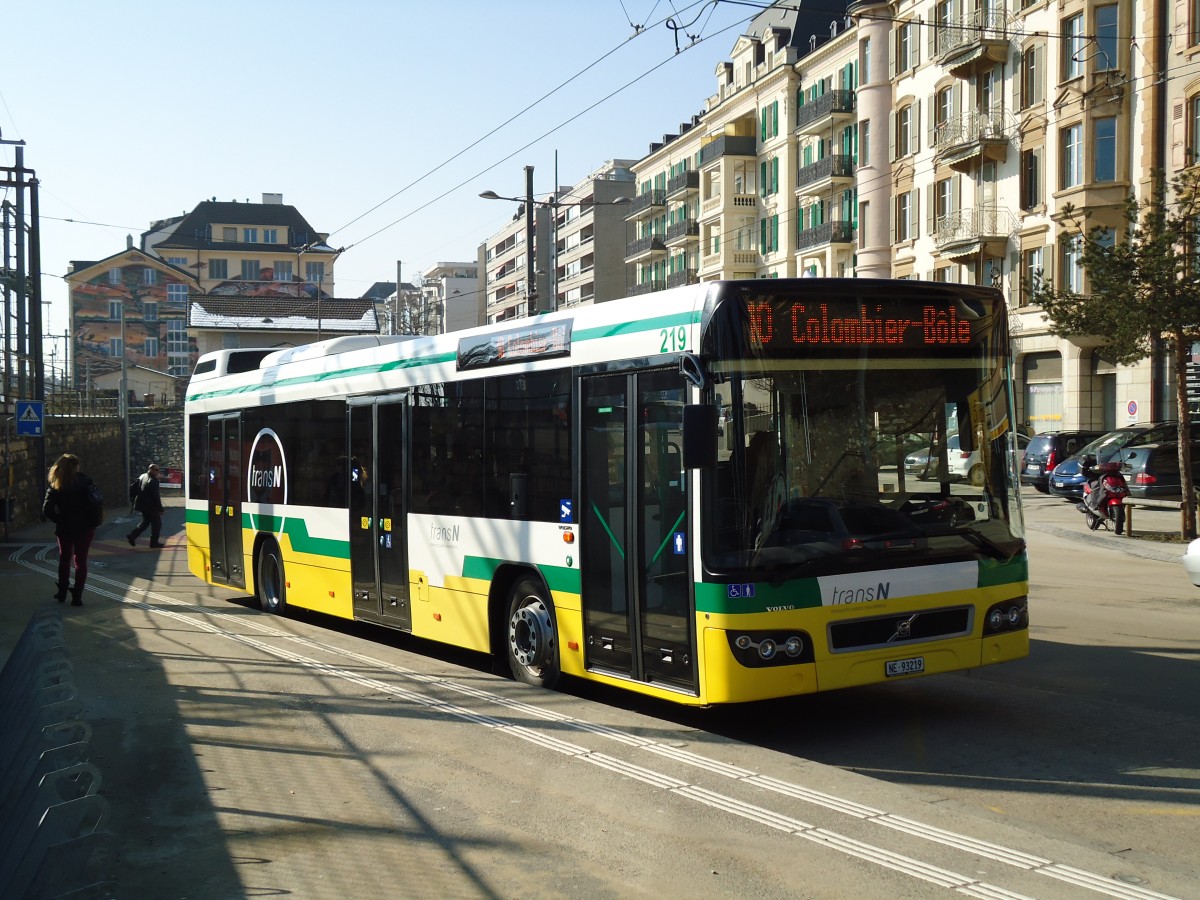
[{"left": 525, "top": 165, "right": 536, "bottom": 316}]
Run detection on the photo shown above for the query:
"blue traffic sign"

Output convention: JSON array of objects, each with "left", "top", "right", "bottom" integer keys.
[{"left": 15, "top": 400, "right": 43, "bottom": 437}]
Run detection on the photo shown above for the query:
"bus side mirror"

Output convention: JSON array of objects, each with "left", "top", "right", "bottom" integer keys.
[{"left": 682, "top": 404, "right": 718, "bottom": 469}]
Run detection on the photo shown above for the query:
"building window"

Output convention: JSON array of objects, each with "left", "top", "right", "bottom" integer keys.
[
  {"left": 1063, "top": 236, "right": 1083, "bottom": 292},
  {"left": 1063, "top": 15, "right": 1084, "bottom": 80},
  {"left": 760, "top": 100, "right": 779, "bottom": 140},
  {"left": 895, "top": 191, "right": 916, "bottom": 242},
  {"left": 263, "top": 228, "right": 278, "bottom": 244},
  {"left": 1096, "top": 5, "right": 1118, "bottom": 70},
  {"left": 222, "top": 227, "right": 236, "bottom": 241},
  {"left": 1061, "top": 124, "right": 1083, "bottom": 188},
  {"left": 167, "top": 284, "right": 189, "bottom": 304},
  {"left": 895, "top": 22, "right": 915, "bottom": 73},
  {"left": 861, "top": 120, "right": 870, "bottom": 165},
  {"left": 934, "top": 88, "right": 952, "bottom": 145},
  {"left": 241, "top": 260, "right": 261, "bottom": 281},
  {"left": 859, "top": 201, "right": 869, "bottom": 249},
  {"left": 1021, "top": 44, "right": 1044, "bottom": 108},
  {"left": 109, "top": 337, "right": 123, "bottom": 357},
  {"left": 167, "top": 256, "right": 188, "bottom": 266},
  {"left": 143, "top": 337, "right": 159, "bottom": 358},
  {"left": 1020, "top": 147, "right": 1042, "bottom": 209},
  {"left": 143, "top": 267, "right": 157, "bottom": 285},
  {"left": 1192, "top": 0, "right": 1200, "bottom": 46},
  {"left": 934, "top": 178, "right": 952, "bottom": 231},
  {"left": 243, "top": 228, "right": 258, "bottom": 244},
  {"left": 208, "top": 258, "right": 228, "bottom": 280},
  {"left": 1189, "top": 96, "right": 1200, "bottom": 166},
  {"left": 143, "top": 302, "right": 159, "bottom": 322},
  {"left": 108, "top": 301, "right": 122, "bottom": 320},
  {"left": 305, "top": 261, "right": 325, "bottom": 283},
  {"left": 274, "top": 261, "right": 293, "bottom": 282},
  {"left": 896, "top": 105, "right": 913, "bottom": 158},
  {"left": 1094, "top": 117, "right": 1117, "bottom": 182},
  {"left": 108, "top": 268, "right": 122, "bottom": 285},
  {"left": 862, "top": 38, "right": 871, "bottom": 83},
  {"left": 1022, "top": 247, "right": 1044, "bottom": 306}
]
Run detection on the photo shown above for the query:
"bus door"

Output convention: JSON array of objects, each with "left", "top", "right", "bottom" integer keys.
[
  {"left": 580, "top": 369, "right": 695, "bottom": 692},
  {"left": 348, "top": 396, "right": 411, "bottom": 629},
  {"left": 207, "top": 413, "right": 245, "bottom": 588}
]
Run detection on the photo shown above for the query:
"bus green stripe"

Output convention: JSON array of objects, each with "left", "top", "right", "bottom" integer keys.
[
  {"left": 188, "top": 508, "right": 348, "bottom": 557},
  {"left": 187, "top": 311, "right": 701, "bottom": 403},
  {"left": 694, "top": 581, "right": 824, "bottom": 615},
  {"left": 977, "top": 554, "right": 1028, "bottom": 587},
  {"left": 461, "top": 556, "right": 581, "bottom": 595}
]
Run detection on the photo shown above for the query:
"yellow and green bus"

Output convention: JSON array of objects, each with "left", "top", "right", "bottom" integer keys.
[{"left": 184, "top": 278, "right": 1028, "bottom": 705}]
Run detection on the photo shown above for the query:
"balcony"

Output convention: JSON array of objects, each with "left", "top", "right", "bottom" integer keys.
[
  {"left": 665, "top": 219, "right": 699, "bottom": 246},
  {"left": 935, "top": 206, "right": 1015, "bottom": 259},
  {"left": 796, "top": 221, "right": 855, "bottom": 252},
  {"left": 625, "top": 234, "right": 667, "bottom": 262},
  {"left": 666, "top": 170, "right": 699, "bottom": 199},
  {"left": 630, "top": 280, "right": 666, "bottom": 296},
  {"left": 699, "top": 192, "right": 757, "bottom": 222},
  {"left": 667, "top": 269, "right": 699, "bottom": 289},
  {"left": 626, "top": 189, "right": 666, "bottom": 220},
  {"left": 794, "top": 90, "right": 856, "bottom": 136},
  {"left": 934, "top": 110, "right": 1014, "bottom": 171},
  {"left": 796, "top": 154, "right": 856, "bottom": 194},
  {"left": 935, "top": 12, "right": 1012, "bottom": 78},
  {"left": 698, "top": 134, "right": 757, "bottom": 167}
]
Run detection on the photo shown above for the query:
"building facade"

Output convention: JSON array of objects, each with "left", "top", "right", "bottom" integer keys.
[
  {"left": 552, "top": 159, "right": 636, "bottom": 308},
  {"left": 478, "top": 201, "right": 552, "bottom": 324},
  {"left": 65, "top": 194, "right": 344, "bottom": 394},
  {"left": 421, "top": 262, "right": 481, "bottom": 333},
  {"left": 620, "top": 0, "right": 1184, "bottom": 434}
]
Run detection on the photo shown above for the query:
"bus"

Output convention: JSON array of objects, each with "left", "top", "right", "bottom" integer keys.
[{"left": 183, "top": 279, "right": 1028, "bottom": 705}]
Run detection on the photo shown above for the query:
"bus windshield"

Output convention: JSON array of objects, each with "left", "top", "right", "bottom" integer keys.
[{"left": 702, "top": 283, "right": 1024, "bottom": 575}]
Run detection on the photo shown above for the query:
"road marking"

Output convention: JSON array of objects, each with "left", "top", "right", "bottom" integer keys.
[{"left": 13, "top": 547, "right": 1182, "bottom": 900}]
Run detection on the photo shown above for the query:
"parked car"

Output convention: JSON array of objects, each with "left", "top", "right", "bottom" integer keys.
[
  {"left": 1049, "top": 423, "right": 1179, "bottom": 499},
  {"left": 905, "top": 434, "right": 957, "bottom": 480},
  {"left": 1117, "top": 441, "right": 1200, "bottom": 499},
  {"left": 948, "top": 431, "right": 1030, "bottom": 486},
  {"left": 1020, "top": 430, "right": 1103, "bottom": 493}
]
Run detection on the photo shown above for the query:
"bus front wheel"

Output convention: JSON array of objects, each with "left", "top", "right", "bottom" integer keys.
[
  {"left": 257, "top": 542, "right": 287, "bottom": 615},
  {"left": 506, "top": 577, "right": 559, "bottom": 689}
]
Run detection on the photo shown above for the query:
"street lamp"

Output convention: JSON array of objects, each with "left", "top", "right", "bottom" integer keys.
[
  {"left": 295, "top": 240, "right": 344, "bottom": 341},
  {"left": 479, "top": 188, "right": 628, "bottom": 315}
]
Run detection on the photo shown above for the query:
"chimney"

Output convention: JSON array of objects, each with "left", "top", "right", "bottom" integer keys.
[
  {"left": 127, "top": 234, "right": 133, "bottom": 249},
  {"left": 262, "top": 192, "right": 283, "bottom": 205}
]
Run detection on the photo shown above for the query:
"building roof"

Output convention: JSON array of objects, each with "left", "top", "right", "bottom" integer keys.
[
  {"left": 153, "top": 200, "right": 325, "bottom": 251},
  {"left": 362, "top": 281, "right": 396, "bottom": 300},
  {"left": 187, "top": 295, "right": 379, "bottom": 333}
]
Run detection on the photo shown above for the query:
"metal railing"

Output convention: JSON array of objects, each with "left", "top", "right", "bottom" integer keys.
[
  {"left": 935, "top": 10, "right": 1011, "bottom": 57},
  {"left": 796, "top": 221, "right": 856, "bottom": 251},
  {"left": 934, "top": 206, "right": 1017, "bottom": 249},
  {"left": 794, "top": 90, "right": 856, "bottom": 131},
  {"left": 934, "top": 109, "right": 1015, "bottom": 152},
  {"left": 796, "top": 154, "right": 856, "bottom": 190}
]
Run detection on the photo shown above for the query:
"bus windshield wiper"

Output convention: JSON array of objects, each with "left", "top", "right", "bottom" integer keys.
[{"left": 950, "top": 526, "right": 1021, "bottom": 561}]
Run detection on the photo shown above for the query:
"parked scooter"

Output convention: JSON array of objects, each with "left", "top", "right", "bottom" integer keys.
[{"left": 1077, "top": 455, "right": 1130, "bottom": 534}]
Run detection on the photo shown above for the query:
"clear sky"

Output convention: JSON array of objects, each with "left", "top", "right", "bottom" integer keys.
[{"left": 1, "top": 0, "right": 776, "bottom": 338}]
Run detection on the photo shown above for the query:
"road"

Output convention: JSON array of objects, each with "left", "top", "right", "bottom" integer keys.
[{"left": 3, "top": 492, "right": 1198, "bottom": 899}]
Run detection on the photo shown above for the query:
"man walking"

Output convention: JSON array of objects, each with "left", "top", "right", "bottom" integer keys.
[{"left": 127, "top": 463, "right": 165, "bottom": 548}]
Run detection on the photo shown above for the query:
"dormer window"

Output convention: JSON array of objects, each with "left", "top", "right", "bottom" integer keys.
[
  {"left": 243, "top": 227, "right": 258, "bottom": 243},
  {"left": 222, "top": 227, "right": 236, "bottom": 242},
  {"left": 263, "top": 228, "right": 278, "bottom": 244}
]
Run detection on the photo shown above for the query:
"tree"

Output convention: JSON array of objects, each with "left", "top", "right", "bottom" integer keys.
[{"left": 1032, "top": 170, "right": 1200, "bottom": 539}]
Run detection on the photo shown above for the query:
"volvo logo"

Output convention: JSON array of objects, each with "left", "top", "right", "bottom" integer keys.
[{"left": 888, "top": 614, "right": 920, "bottom": 643}]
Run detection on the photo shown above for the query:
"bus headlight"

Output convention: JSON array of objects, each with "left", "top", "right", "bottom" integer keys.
[
  {"left": 983, "top": 598, "right": 1028, "bottom": 636},
  {"left": 726, "top": 630, "right": 813, "bottom": 668}
]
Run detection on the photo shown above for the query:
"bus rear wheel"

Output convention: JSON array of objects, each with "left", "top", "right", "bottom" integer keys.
[
  {"left": 506, "top": 577, "right": 559, "bottom": 689},
  {"left": 969, "top": 464, "right": 985, "bottom": 487},
  {"left": 257, "top": 541, "right": 287, "bottom": 614}
]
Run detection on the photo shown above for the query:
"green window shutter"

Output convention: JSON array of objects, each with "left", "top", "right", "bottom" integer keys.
[
  {"left": 772, "top": 101, "right": 779, "bottom": 136},
  {"left": 772, "top": 157, "right": 779, "bottom": 193},
  {"left": 760, "top": 161, "right": 767, "bottom": 196},
  {"left": 760, "top": 218, "right": 767, "bottom": 253}
]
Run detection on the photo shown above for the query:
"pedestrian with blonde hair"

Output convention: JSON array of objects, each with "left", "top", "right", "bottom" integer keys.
[{"left": 42, "top": 452, "right": 99, "bottom": 606}]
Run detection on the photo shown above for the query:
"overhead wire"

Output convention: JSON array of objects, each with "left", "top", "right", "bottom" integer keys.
[
  {"left": 342, "top": 6, "right": 758, "bottom": 254},
  {"left": 329, "top": 0, "right": 722, "bottom": 242}
]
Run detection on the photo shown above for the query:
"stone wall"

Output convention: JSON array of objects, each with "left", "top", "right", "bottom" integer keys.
[{"left": 2, "top": 409, "right": 184, "bottom": 535}]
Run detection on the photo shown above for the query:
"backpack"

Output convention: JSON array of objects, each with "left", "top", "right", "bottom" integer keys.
[
  {"left": 85, "top": 482, "right": 105, "bottom": 528},
  {"left": 129, "top": 477, "right": 142, "bottom": 506}
]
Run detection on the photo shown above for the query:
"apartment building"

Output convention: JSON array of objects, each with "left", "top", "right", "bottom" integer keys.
[
  {"left": 65, "top": 194, "right": 350, "bottom": 393},
  {"left": 478, "top": 201, "right": 551, "bottom": 324},
  {"left": 553, "top": 159, "right": 636, "bottom": 308},
  {"left": 420, "top": 262, "right": 480, "bottom": 333},
  {"left": 624, "top": 0, "right": 1180, "bottom": 433}
]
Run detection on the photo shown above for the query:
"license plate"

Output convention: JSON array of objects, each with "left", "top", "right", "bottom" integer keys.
[
  {"left": 1053, "top": 480, "right": 1064, "bottom": 488},
  {"left": 1025, "top": 463, "right": 1040, "bottom": 471},
  {"left": 886, "top": 656, "right": 925, "bottom": 677}
]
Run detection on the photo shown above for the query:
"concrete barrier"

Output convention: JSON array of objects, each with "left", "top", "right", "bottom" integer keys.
[{"left": 0, "top": 609, "right": 115, "bottom": 899}]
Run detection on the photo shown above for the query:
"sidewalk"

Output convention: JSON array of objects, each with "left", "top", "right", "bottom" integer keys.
[{"left": 1019, "top": 487, "right": 1189, "bottom": 563}]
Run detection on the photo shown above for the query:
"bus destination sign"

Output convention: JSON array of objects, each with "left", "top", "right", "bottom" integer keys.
[
  {"left": 458, "top": 320, "right": 573, "bottom": 371},
  {"left": 747, "top": 299, "right": 977, "bottom": 350}
]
